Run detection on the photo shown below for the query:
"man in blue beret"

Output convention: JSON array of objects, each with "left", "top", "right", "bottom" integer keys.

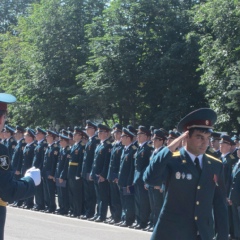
[
  {"left": 144, "top": 108, "right": 228, "bottom": 240},
  {"left": 0, "top": 93, "right": 41, "bottom": 240}
]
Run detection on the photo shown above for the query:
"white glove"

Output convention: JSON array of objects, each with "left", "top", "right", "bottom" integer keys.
[{"left": 24, "top": 167, "right": 41, "bottom": 186}]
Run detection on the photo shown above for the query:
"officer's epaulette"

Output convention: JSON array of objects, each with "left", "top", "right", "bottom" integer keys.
[
  {"left": 43, "top": 140, "right": 47, "bottom": 144},
  {"left": 34, "top": 144, "right": 37, "bottom": 147},
  {"left": 10, "top": 138, "right": 13, "bottom": 142},
  {"left": 230, "top": 154, "right": 235, "bottom": 159},
  {"left": 132, "top": 145, "right": 137, "bottom": 150},
  {"left": 147, "top": 143, "right": 153, "bottom": 148},
  {"left": 106, "top": 140, "right": 111, "bottom": 145},
  {"left": 54, "top": 143, "right": 58, "bottom": 147},
  {"left": 21, "top": 139, "right": 25, "bottom": 143},
  {"left": 81, "top": 142, "right": 85, "bottom": 146},
  {"left": 172, "top": 151, "right": 180, "bottom": 157},
  {"left": 205, "top": 154, "right": 222, "bottom": 163},
  {"left": 67, "top": 147, "right": 70, "bottom": 151},
  {"left": 208, "top": 147, "right": 215, "bottom": 153}
]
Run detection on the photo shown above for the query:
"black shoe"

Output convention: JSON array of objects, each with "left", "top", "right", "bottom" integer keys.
[
  {"left": 114, "top": 221, "right": 123, "bottom": 226},
  {"left": 148, "top": 227, "right": 154, "bottom": 232},
  {"left": 142, "top": 225, "right": 151, "bottom": 231},
  {"left": 23, "top": 205, "right": 32, "bottom": 210},
  {"left": 88, "top": 216, "right": 97, "bottom": 221},
  {"left": 70, "top": 214, "right": 77, "bottom": 218},
  {"left": 135, "top": 224, "right": 146, "bottom": 230},
  {"left": 128, "top": 223, "right": 138, "bottom": 229},
  {"left": 95, "top": 217, "right": 104, "bottom": 223},
  {"left": 80, "top": 215, "right": 88, "bottom": 220},
  {"left": 120, "top": 222, "right": 132, "bottom": 227}
]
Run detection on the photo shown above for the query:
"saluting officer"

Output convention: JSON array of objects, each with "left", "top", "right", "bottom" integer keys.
[
  {"left": 131, "top": 126, "right": 153, "bottom": 230},
  {"left": 68, "top": 127, "right": 85, "bottom": 218},
  {"left": 89, "top": 124, "right": 112, "bottom": 222},
  {"left": 81, "top": 120, "right": 99, "bottom": 220},
  {"left": 0, "top": 93, "right": 40, "bottom": 240},
  {"left": 11, "top": 125, "right": 26, "bottom": 207},
  {"left": 107, "top": 123, "right": 124, "bottom": 224},
  {"left": 144, "top": 108, "right": 228, "bottom": 240},
  {"left": 42, "top": 130, "right": 59, "bottom": 213},
  {"left": 117, "top": 128, "right": 136, "bottom": 227},
  {"left": 32, "top": 127, "right": 48, "bottom": 211}
]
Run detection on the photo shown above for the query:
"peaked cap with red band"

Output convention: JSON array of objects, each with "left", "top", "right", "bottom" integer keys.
[
  {"left": 177, "top": 108, "right": 217, "bottom": 133},
  {"left": 0, "top": 93, "right": 17, "bottom": 110}
]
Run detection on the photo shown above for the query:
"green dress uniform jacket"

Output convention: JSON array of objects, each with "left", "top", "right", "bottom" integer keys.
[{"left": 144, "top": 147, "right": 228, "bottom": 240}]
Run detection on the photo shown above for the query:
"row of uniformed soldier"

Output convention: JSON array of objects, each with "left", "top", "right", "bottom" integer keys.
[{"left": 3, "top": 118, "right": 240, "bottom": 237}]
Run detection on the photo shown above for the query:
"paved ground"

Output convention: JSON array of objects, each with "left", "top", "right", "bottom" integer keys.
[{"left": 5, "top": 207, "right": 151, "bottom": 240}]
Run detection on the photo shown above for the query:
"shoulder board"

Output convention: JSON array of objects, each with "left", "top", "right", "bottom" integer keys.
[
  {"left": 43, "top": 140, "right": 47, "bottom": 144},
  {"left": 208, "top": 147, "right": 215, "bottom": 153},
  {"left": 21, "top": 139, "right": 25, "bottom": 143},
  {"left": 230, "top": 154, "right": 235, "bottom": 159},
  {"left": 81, "top": 142, "right": 85, "bottom": 146},
  {"left": 205, "top": 154, "right": 222, "bottom": 163},
  {"left": 106, "top": 140, "right": 111, "bottom": 145},
  {"left": 34, "top": 144, "right": 37, "bottom": 147},
  {"left": 10, "top": 139, "right": 13, "bottom": 142},
  {"left": 148, "top": 143, "right": 153, "bottom": 148},
  {"left": 67, "top": 147, "right": 70, "bottom": 151},
  {"left": 132, "top": 145, "right": 137, "bottom": 150},
  {"left": 172, "top": 151, "right": 180, "bottom": 157},
  {"left": 54, "top": 144, "right": 58, "bottom": 147}
]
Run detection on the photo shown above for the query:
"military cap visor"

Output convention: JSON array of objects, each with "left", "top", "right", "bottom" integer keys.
[
  {"left": 35, "top": 127, "right": 47, "bottom": 135},
  {"left": 97, "top": 123, "right": 111, "bottom": 132},
  {"left": 177, "top": 108, "right": 217, "bottom": 133},
  {"left": 219, "top": 135, "right": 234, "bottom": 146},
  {"left": 85, "top": 120, "right": 97, "bottom": 129},
  {"left": 59, "top": 134, "right": 71, "bottom": 141},
  {"left": 121, "top": 127, "right": 135, "bottom": 138},
  {"left": 4, "top": 125, "right": 15, "bottom": 133},
  {"left": 15, "top": 126, "right": 25, "bottom": 133},
  {"left": 46, "top": 130, "right": 59, "bottom": 137},
  {"left": 137, "top": 126, "right": 151, "bottom": 136},
  {"left": 0, "top": 93, "right": 16, "bottom": 111}
]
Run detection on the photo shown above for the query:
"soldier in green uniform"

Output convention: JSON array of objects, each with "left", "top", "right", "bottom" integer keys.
[
  {"left": 11, "top": 125, "right": 26, "bottom": 207},
  {"left": 0, "top": 93, "right": 40, "bottom": 240},
  {"left": 68, "top": 127, "right": 85, "bottom": 218},
  {"left": 117, "top": 128, "right": 136, "bottom": 227},
  {"left": 89, "top": 124, "right": 112, "bottom": 222},
  {"left": 131, "top": 126, "right": 153, "bottom": 230},
  {"left": 144, "top": 108, "right": 228, "bottom": 240},
  {"left": 32, "top": 127, "right": 48, "bottom": 211},
  {"left": 3, "top": 125, "right": 17, "bottom": 162},
  {"left": 107, "top": 123, "right": 124, "bottom": 224},
  {"left": 42, "top": 130, "right": 59, "bottom": 213},
  {"left": 208, "top": 132, "right": 221, "bottom": 159}
]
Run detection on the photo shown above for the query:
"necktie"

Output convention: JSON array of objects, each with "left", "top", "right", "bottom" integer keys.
[{"left": 194, "top": 157, "right": 202, "bottom": 175}]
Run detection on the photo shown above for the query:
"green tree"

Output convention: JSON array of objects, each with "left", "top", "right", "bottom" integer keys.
[
  {"left": 80, "top": 0, "right": 206, "bottom": 128},
  {"left": 191, "top": 0, "right": 240, "bottom": 132}
]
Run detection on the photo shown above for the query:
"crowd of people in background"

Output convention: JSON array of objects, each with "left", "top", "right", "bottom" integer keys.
[{"left": 1, "top": 120, "right": 240, "bottom": 239}]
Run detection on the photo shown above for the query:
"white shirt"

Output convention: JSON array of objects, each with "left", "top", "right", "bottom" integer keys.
[{"left": 185, "top": 148, "right": 203, "bottom": 169}]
